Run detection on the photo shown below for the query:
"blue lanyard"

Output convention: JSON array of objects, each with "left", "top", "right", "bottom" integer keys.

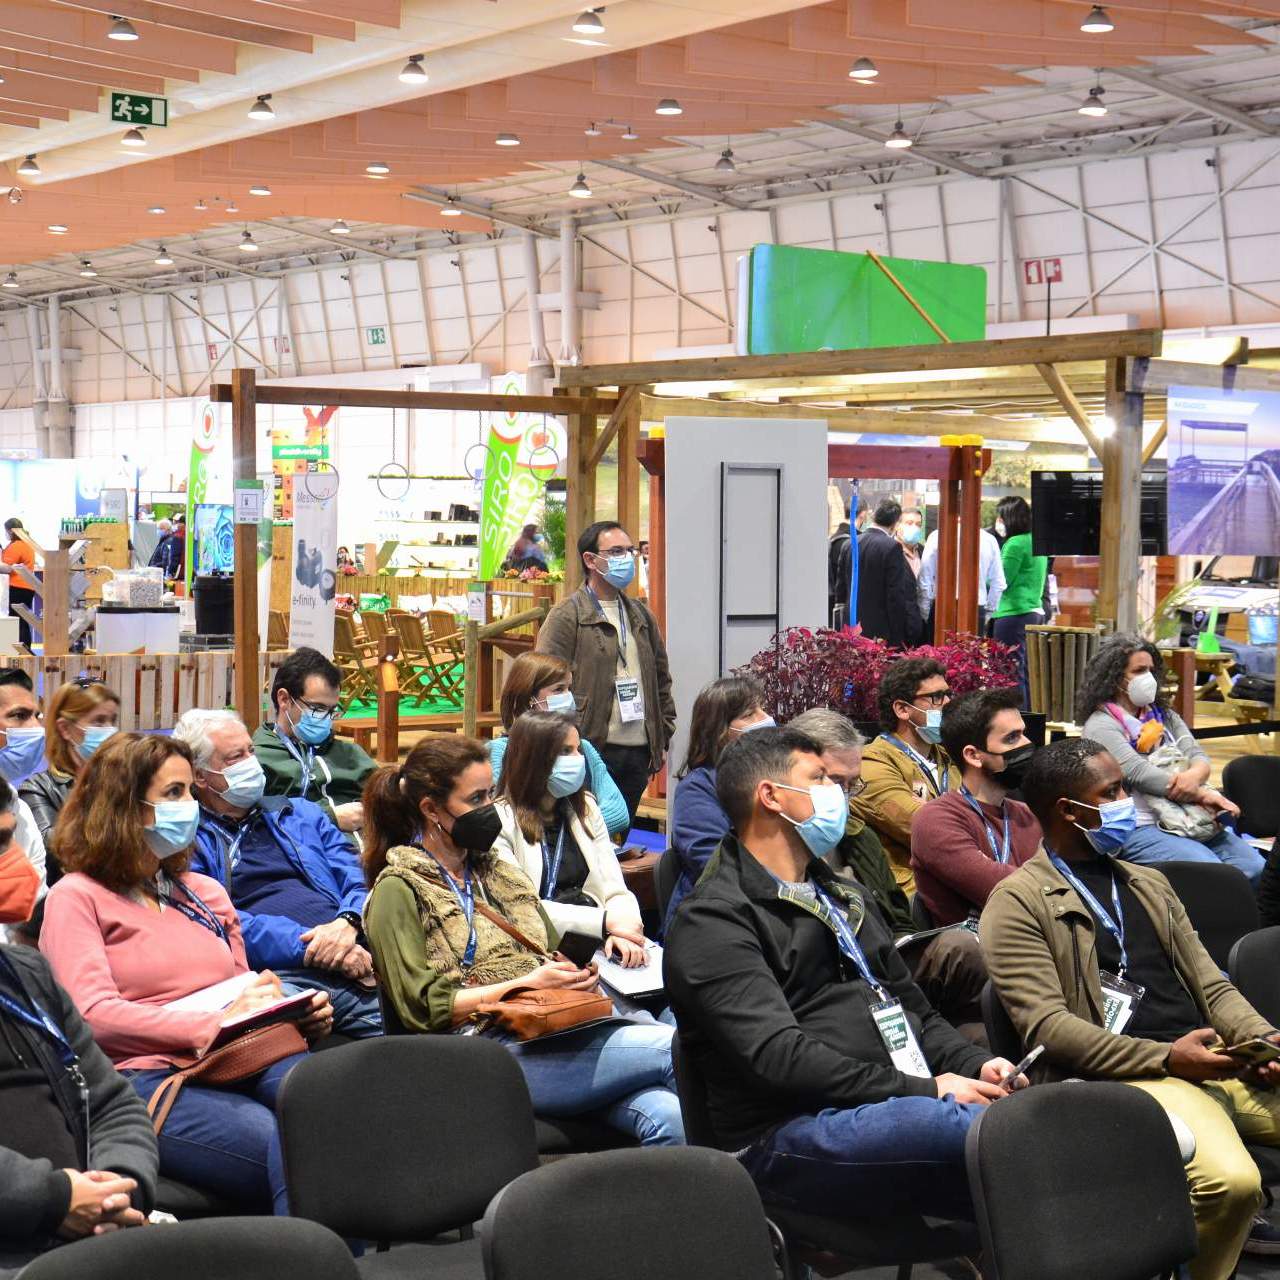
[
  {"left": 586, "top": 587, "right": 629, "bottom": 673},
  {"left": 960, "top": 786, "right": 1012, "bottom": 864},
  {"left": 881, "top": 735, "right": 948, "bottom": 797},
  {"left": 428, "top": 853, "right": 476, "bottom": 969},
  {"left": 811, "top": 883, "right": 887, "bottom": 1000},
  {"left": 541, "top": 823, "right": 568, "bottom": 899},
  {"left": 0, "top": 988, "right": 78, "bottom": 1074},
  {"left": 273, "top": 726, "right": 315, "bottom": 795},
  {"left": 156, "top": 877, "right": 229, "bottom": 946},
  {"left": 1047, "top": 850, "right": 1129, "bottom": 975}
]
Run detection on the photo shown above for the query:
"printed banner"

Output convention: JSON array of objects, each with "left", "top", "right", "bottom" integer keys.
[
  {"left": 1167, "top": 385, "right": 1280, "bottom": 556},
  {"left": 272, "top": 407, "right": 335, "bottom": 521},
  {"left": 288, "top": 471, "right": 339, "bottom": 656},
  {"left": 184, "top": 401, "right": 231, "bottom": 589}
]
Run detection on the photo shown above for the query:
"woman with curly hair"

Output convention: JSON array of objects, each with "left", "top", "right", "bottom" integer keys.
[{"left": 1076, "top": 634, "right": 1263, "bottom": 881}]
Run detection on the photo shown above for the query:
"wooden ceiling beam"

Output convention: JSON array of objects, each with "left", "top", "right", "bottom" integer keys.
[{"left": 50, "top": 0, "right": 314, "bottom": 51}]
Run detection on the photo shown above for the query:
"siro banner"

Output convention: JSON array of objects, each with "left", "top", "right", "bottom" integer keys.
[
  {"left": 477, "top": 373, "right": 562, "bottom": 579},
  {"left": 288, "top": 471, "right": 339, "bottom": 656}
]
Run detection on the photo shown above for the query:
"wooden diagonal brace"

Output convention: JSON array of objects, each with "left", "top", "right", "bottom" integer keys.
[
  {"left": 1035, "top": 362, "right": 1105, "bottom": 457},
  {"left": 865, "top": 249, "right": 951, "bottom": 343},
  {"left": 588, "top": 384, "right": 641, "bottom": 471}
]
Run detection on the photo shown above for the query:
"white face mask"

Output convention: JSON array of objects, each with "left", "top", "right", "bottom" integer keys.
[
  {"left": 994, "top": 519, "right": 1007, "bottom": 539},
  {"left": 1127, "top": 671, "right": 1159, "bottom": 708}
]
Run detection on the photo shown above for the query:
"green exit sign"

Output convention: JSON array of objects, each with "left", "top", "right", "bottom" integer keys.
[
  {"left": 366, "top": 326, "right": 387, "bottom": 346},
  {"left": 110, "top": 91, "right": 168, "bottom": 126}
]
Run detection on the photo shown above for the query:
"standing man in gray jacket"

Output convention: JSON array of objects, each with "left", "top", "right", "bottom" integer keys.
[{"left": 536, "top": 520, "right": 676, "bottom": 827}]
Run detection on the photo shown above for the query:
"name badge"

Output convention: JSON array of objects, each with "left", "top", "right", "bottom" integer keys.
[
  {"left": 616, "top": 677, "right": 645, "bottom": 723},
  {"left": 1099, "top": 971, "right": 1145, "bottom": 1035},
  {"left": 870, "top": 998, "right": 932, "bottom": 1078}
]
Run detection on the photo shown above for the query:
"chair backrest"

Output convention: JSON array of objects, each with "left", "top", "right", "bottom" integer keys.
[
  {"left": 427, "top": 609, "right": 461, "bottom": 642},
  {"left": 268, "top": 610, "right": 289, "bottom": 649},
  {"left": 965, "top": 1082, "right": 1197, "bottom": 1280},
  {"left": 910, "top": 894, "right": 936, "bottom": 932},
  {"left": 671, "top": 1033, "right": 720, "bottom": 1149},
  {"left": 277, "top": 1035, "right": 538, "bottom": 1242},
  {"left": 17, "top": 1217, "right": 359, "bottom": 1280},
  {"left": 1156, "top": 859, "right": 1260, "bottom": 970},
  {"left": 1229, "top": 925, "right": 1280, "bottom": 1026},
  {"left": 481, "top": 1148, "right": 778, "bottom": 1280},
  {"left": 333, "top": 612, "right": 359, "bottom": 658},
  {"left": 393, "top": 611, "right": 429, "bottom": 655},
  {"left": 362, "top": 610, "right": 389, "bottom": 645},
  {"left": 1223, "top": 756, "right": 1280, "bottom": 837},
  {"left": 980, "top": 981, "right": 1024, "bottom": 1063},
  {"left": 654, "top": 847, "right": 679, "bottom": 919}
]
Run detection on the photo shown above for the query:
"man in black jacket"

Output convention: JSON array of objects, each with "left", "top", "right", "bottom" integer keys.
[
  {"left": 854, "top": 498, "right": 921, "bottom": 646},
  {"left": 0, "top": 946, "right": 157, "bottom": 1268},
  {"left": 666, "top": 726, "right": 1021, "bottom": 1221}
]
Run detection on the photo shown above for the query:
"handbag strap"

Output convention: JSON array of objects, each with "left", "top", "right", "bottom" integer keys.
[{"left": 473, "top": 900, "right": 550, "bottom": 958}]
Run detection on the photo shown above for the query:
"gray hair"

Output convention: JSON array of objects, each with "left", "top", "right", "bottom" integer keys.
[
  {"left": 172, "top": 708, "right": 247, "bottom": 769},
  {"left": 788, "top": 708, "right": 865, "bottom": 753}
]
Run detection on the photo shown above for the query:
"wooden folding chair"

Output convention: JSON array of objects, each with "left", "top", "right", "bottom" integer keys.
[
  {"left": 388, "top": 611, "right": 463, "bottom": 708},
  {"left": 333, "top": 613, "right": 380, "bottom": 711}
]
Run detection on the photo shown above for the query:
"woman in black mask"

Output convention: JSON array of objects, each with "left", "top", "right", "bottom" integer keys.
[{"left": 360, "top": 735, "right": 683, "bottom": 1147}]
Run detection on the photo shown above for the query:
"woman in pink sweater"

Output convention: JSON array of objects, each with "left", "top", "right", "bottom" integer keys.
[{"left": 40, "top": 733, "right": 332, "bottom": 1214}]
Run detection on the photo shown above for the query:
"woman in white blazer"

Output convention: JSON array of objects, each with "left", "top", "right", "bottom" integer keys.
[{"left": 492, "top": 711, "right": 646, "bottom": 964}]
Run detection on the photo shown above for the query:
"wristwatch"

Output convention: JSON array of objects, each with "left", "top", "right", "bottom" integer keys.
[{"left": 339, "top": 911, "right": 362, "bottom": 933}]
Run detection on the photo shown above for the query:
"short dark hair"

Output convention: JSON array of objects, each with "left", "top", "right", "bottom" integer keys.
[
  {"left": 716, "top": 725, "right": 823, "bottom": 829},
  {"left": 578, "top": 520, "right": 627, "bottom": 561},
  {"left": 0, "top": 669, "right": 33, "bottom": 694},
  {"left": 855, "top": 498, "right": 870, "bottom": 517},
  {"left": 941, "top": 688, "right": 1023, "bottom": 764},
  {"left": 0, "top": 772, "right": 12, "bottom": 811},
  {"left": 271, "top": 646, "right": 342, "bottom": 704},
  {"left": 1020, "top": 737, "right": 1108, "bottom": 826},
  {"left": 3, "top": 518, "right": 22, "bottom": 533},
  {"left": 996, "top": 496, "right": 1032, "bottom": 537},
  {"left": 877, "top": 656, "right": 947, "bottom": 732},
  {"left": 873, "top": 499, "right": 901, "bottom": 529}
]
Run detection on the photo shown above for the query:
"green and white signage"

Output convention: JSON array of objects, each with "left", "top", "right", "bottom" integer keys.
[{"left": 110, "top": 92, "right": 168, "bottom": 126}]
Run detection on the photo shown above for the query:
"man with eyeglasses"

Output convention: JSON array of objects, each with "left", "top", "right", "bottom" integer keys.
[
  {"left": 537, "top": 521, "right": 675, "bottom": 827},
  {"left": 251, "top": 647, "right": 375, "bottom": 834},
  {"left": 850, "top": 657, "right": 958, "bottom": 896}
]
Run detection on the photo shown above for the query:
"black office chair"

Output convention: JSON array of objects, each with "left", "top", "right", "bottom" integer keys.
[
  {"left": 1225, "top": 926, "right": 1280, "bottom": 1191},
  {"left": 481, "top": 1148, "right": 778, "bottom": 1280},
  {"left": 278, "top": 1036, "right": 539, "bottom": 1276},
  {"left": 1156, "top": 860, "right": 1259, "bottom": 970},
  {"left": 671, "top": 1035, "right": 978, "bottom": 1278},
  {"left": 18, "top": 1217, "right": 359, "bottom": 1280},
  {"left": 965, "top": 1082, "right": 1197, "bottom": 1280},
  {"left": 653, "top": 847, "right": 680, "bottom": 921},
  {"left": 979, "top": 982, "right": 1024, "bottom": 1063},
  {"left": 1223, "top": 756, "right": 1280, "bottom": 838},
  {"left": 154, "top": 1175, "right": 243, "bottom": 1220}
]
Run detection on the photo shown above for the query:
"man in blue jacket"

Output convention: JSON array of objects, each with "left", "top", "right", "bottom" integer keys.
[{"left": 174, "top": 708, "right": 381, "bottom": 1039}]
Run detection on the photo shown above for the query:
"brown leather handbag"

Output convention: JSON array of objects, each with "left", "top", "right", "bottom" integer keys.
[
  {"left": 471, "top": 902, "right": 614, "bottom": 1042},
  {"left": 146, "top": 1022, "right": 308, "bottom": 1134}
]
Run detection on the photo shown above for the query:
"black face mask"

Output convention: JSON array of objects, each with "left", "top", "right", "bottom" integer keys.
[
  {"left": 988, "top": 743, "right": 1036, "bottom": 792},
  {"left": 446, "top": 802, "right": 502, "bottom": 853}
]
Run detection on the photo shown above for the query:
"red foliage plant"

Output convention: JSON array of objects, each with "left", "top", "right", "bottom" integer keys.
[{"left": 735, "top": 628, "right": 1021, "bottom": 725}]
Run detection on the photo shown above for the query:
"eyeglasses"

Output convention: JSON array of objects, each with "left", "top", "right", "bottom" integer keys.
[
  {"left": 596, "top": 547, "right": 635, "bottom": 561},
  {"left": 914, "top": 690, "right": 952, "bottom": 708},
  {"left": 296, "top": 698, "right": 341, "bottom": 721},
  {"left": 846, "top": 777, "right": 868, "bottom": 798}
]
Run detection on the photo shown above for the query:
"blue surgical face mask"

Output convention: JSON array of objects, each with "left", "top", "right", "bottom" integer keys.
[
  {"left": 76, "top": 724, "right": 118, "bottom": 761},
  {"left": 1070, "top": 796, "right": 1137, "bottom": 855},
  {"left": 900, "top": 525, "right": 923, "bottom": 545},
  {"left": 775, "top": 781, "right": 848, "bottom": 858},
  {"left": 548, "top": 752, "right": 588, "bottom": 799},
  {"left": 595, "top": 551, "right": 635, "bottom": 590},
  {"left": 289, "top": 699, "right": 334, "bottom": 747},
  {"left": 143, "top": 798, "right": 201, "bottom": 858},
  {"left": 912, "top": 704, "right": 944, "bottom": 745},
  {"left": 540, "top": 691, "right": 576, "bottom": 715},
  {"left": 210, "top": 755, "right": 266, "bottom": 809},
  {"left": 0, "top": 726, "right": 45, "bottom": 783}
]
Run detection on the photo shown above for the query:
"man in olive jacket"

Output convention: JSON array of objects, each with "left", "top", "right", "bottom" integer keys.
[
  {"left": 536, "top": 520, "right": 675, "bottom": 824},
  {"left": 982, "top": 738, "right": 1280, "bottom": 1280}
]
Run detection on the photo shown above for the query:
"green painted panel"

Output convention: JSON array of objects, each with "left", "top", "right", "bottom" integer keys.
[{"left": 746, "top": 244, "right": 987, "bottom": 355}]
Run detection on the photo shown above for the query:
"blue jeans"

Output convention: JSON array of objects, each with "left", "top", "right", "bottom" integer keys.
[
  {"left": 276, "top": 967, "right": 382, "bottom": 1039},
  {"left": 739, "top": 1095, "right": 983, "bottom": 1220},
  {"left": 1120, "top": 823, "right": 1266, "bottom": 886},
  {"left": 506, "top": 1020, "right": 685, "bottom": 1146},
  {"left": 993, "top": 612, "right": 1037, "bottom": 709},
  {"left": 126, "top": 1052, "right": 308, "bottom": 1214}
]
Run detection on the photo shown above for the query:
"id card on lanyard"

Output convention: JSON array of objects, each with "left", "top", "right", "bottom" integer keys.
[
  {"left": 590, "top": 589, "right": 646, "bottom": 724},
  {"left": 882, "top": 735, "right": 948, "bottom": 798},
  {"left": 541, "top": 825, "right": 567, "bottom": 899},
  {"left": 424, "top": 850, "right": 477, "bottom": 972}
]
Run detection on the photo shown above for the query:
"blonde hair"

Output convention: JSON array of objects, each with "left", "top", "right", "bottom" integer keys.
[{"left": 47, "top": 682, "right": 120, "bottom": 777}]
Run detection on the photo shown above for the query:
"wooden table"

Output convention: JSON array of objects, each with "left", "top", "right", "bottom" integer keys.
[
  {"left": 335, "top": 709, "right": 501, "bottom": 753},
  {"left": 619, "top": 850, "right": 659, "bottom": 913}
]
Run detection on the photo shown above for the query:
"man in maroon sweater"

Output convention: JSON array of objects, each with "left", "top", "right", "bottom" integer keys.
[{"left": 910, "top": 689, "right": 1042, "bottom": 926}]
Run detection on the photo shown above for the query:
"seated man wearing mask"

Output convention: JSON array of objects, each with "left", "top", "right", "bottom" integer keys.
[
  {"left": 911, "top": 689, "right": 1042, "bottom": 927},
  {"left": 850, "top": 657, "right": 957, "bottom": 896},
  {"left": 251, "top": 647, "right": 375, "bottom": 835},
  {"left": 0, "top": 669, "right": 50, "bottom": 937},
  {"left": 667, "top": 726, "right": 1024, "bottom": 1225},
  {"left": 982, "top": 738, "right": 1280, "bottom": 1274},
  {"left": 175, "top": 709, "right": 381, "bottom": 1039}
]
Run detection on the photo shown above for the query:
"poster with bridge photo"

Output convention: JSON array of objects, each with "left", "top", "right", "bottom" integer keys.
[{"left": 1167, "top": 385, "right": 1280, "bottom": 556}]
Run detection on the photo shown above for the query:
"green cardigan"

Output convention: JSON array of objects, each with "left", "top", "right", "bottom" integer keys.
[{"left": 994, "top": 533, "right": 1047, "bottom": 619}]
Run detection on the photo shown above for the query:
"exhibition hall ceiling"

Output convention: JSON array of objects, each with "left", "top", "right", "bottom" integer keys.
[{"left": 1, "top": 0, "right": 1278, "bottom": 296}]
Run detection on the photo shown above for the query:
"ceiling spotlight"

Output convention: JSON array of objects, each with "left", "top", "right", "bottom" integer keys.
[
  {"left": 569, "top": 170, "right": 591, "bottom": 198},
  {"left": 655, "top": 98, "right": 682, "bottom": 116},
  {"left": 441, "top": 196, "right": 462, "bottom": 217},
  {"left": 584, "top": 121, "right": 602, "bottom": 137},
  {"left": 148, "top": 205, "right": 165, "bottom": 214},
  {"left": 1081, "top": 5, "right": 1114, "bottom": 32},
  {"left": 47, "top": 223, "right": 68, "bottom": 233},
  {"left": 572, "top": 8, "right": 604, "bottom": 35},
  {"left": 16, "top": 154, "right": 38, "bottom": 177},
  {"left": 154, "top": 246, "right": 173, "bottom": 265},
  {"left": 249, "top": 183, "right": 271, "bottom": 196},
  {"left": 79, "top": 260, "right": 97, "bottom": 277},
  {"left": 849, "top": 56, "right": 879, "bottom": 81},
  {"left": 226, "top": 200, "right": 239, "bottom": 212},
  {"left": 621, "top": 124, "right": 639, "bottom": 140},
  {"left": 1078, "top": 84, "right": 1108, "bottom": 116},
  {"left": 2, "top": 273, "right": 18, "bottom": 289},
  {"left": 107, "top": 14, "right": 139, "bottom": 40},
  {"left": 248, "top": 94, "right": 274, "bottom": 120},
  {"left": 366, "top": 160, "right": 390, "bottom": 175},
  {"left": 399, "top": 53, "right": 427, "bottom": 84},
  {"left": 715, "top": 146, "right": 736, "bottom": 172},
  {"left": 495, "top": 133, "right": 520, "bottom": 146},
  {"left": 7, "top": 188, "right": 20, "bottom": 206},
  {"left": 239, "top": 230, "right": 259, "bottom": 253},
  {"left": 194, "top": 198, "right": 207, "bottom": 211},
  {"left": 121, "top": 126, "right": 147, "bottom": 147},
  {"left": 885, "top": 120, "right": 913, "bottom": 148},
  {"left": 329, "top": 218, "right": 351, "bottom": 234}
]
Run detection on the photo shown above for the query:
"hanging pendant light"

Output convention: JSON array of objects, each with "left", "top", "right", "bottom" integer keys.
[
  {"left": 655, "top": 98, "right": 683, "bottom": 116},
  {"left": 248, "top": 94, "right": 274, "bottom": 120},
  {"left": 572, "top": 9, "right": 604, "bottom": 35},
  {"left": 154, "top": 246, "right": 173, "bottom": 265},
  {"left": 16, "top": 154, "right": 38, "bottom": 177},
  {"left": 569, "top": 170, "right": 591, "bottom": 198},
  {"left": 79, "top": 260, "right": 97, "bottom": 277},
  {"left": 441, "top": 196, "right": 462, "bottom": 217},
  {"left": 715, "top": 146, "right": 736, "bottom": 172},
  {"left": 621, "top": 124, "right": 639, "bottom": 141},
  {"left": 495, "top": 133, "right": 521, "bottom": 147},
  {"left": 399, "top": 54, "right": 427, "bottom": 84},
  {"left": 884, "top": 120, "right": 913, "bottom": 149},
  {"left": 1078, "top": 83, "right": 1108, "bottom": 116},
  {"left": 2, "top": 273, "right": 18, "bottom": 289},
  {"left": 239, "top": 229, "right": 259, "bottom": 253},
  {"left": 366, "top": 160, "right": 391, "bottom": 175},
  {"left": 121, "top": 126, "right": 147, "bottom": 147},
  {"left": 329, "top": 219, "right": 351, "bottom": 234},
  {"left": 107, "top": 15, "right": 139, "bottom": 40},
  {"left": 849, "top": 57, "right": 879, "bottom": 81},
  {"left": 1081, "top": 5, "right": 1114, "bottom": 32},
  {"left": 249, "top": 183, "right": 271, "bottom": 196}
]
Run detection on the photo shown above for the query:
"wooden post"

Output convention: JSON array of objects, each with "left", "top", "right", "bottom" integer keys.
[
  {"left": 463, "top": 618, "right": 479, "bottom": 738},
  {"left": 957, "top": 441, "right": 983, "bottom": 634},
  {"left": 616, "top": 388, "right": 642, "bottom": 595},
  {"left": 37, "top": 550, "right": 70, "bottom": 655},
  {"left": 564, "top": 398, "right": 599, "bottom": 593},
  {"left": 1097, "top": 358, "right": 1144, "bottom": 634},
  {"left": 934, "top": 448, "right": 961, "bottom": 641},
  {"left": 375, "top": 635, "right": 401, "bottom": 764},
  {"left": 231, "top": 368, "right": 261, "bottom": 729}
]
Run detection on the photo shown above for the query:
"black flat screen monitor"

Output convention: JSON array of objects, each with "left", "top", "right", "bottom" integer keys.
[{"left": 1030, "top": 471, "right": 1167, "bottom": 557}]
